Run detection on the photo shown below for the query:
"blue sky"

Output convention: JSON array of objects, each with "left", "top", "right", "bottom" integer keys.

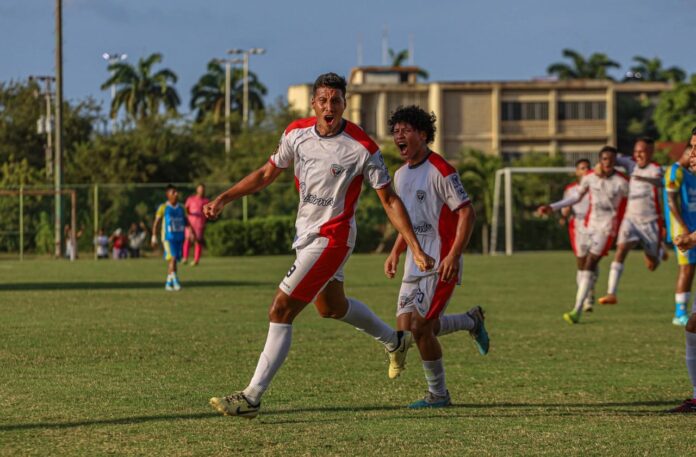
[{"left": 1, "top": 0, "right": 694, "bottom": 115}]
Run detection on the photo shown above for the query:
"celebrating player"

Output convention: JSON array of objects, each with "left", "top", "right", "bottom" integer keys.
[
  {"left": 560, "top": 159, "right": 596, "bottom": 312},
  {"left": 664, "top": 136, "right": 696, "bottom": 327},
  {"left": 151, "top": 184, "right": 194, "bottom": 291},
  {"left": 384, "top": 106, "right": 489, "bottom": 408},
  {"left": 183, "top": 183, "right": 210, "bottom": 266},
  {"left": 667, "top": 130, "right": 696, "bottom": 413},
  {"left": 596, "top": 138, "right": 664, "bottom": 305},
  {"left": 538, "top": 146, "right": 628, "bottom": 324},
  {"left": 205, "top": 73, "right": 434, "bottom": 419}
]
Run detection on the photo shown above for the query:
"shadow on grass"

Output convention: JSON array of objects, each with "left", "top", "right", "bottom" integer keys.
[
  {"left": 0, "top": 400, "right": 680, "bottom": 431},
  {"left": 0, "top": 280, "right": 275, "bottom": 291}
]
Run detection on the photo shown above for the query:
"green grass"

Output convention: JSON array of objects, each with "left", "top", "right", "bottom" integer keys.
[{"left": 0, "top": 252, "right": 693, "bottom": 456}]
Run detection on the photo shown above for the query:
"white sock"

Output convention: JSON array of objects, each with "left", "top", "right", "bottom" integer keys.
[
  {"left": 576, "top": 270, "right": 581, "bottom": 287},
  {"left": 607, "top": 261, "right": 623, "bottom": 295},
  {"left": 422, "top": 359, "right": 447, "bottom": 397},
  {"left": 686, "top": 332, "right": 696, "bottom": 399},
  {"left": 574, "top": 270, "right": 594, "bottom": 315},
  {"left": 341, "top": 298, "right": 399, "bottom": 350},
  {"left": 590, "top": 265, "right": 599, "bottom": 296},
  {"left": 243, "top": 323, "right": 292, "bottom": 405},
  {"left": 438, "top": 313, "right": 475, "bottom": 336}
]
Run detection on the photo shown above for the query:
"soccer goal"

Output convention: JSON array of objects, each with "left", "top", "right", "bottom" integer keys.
[{"left": 490, "top": 166, "right": 575, "bottom": 256}]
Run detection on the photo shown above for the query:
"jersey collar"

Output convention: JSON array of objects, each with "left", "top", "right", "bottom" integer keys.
[
  {"left": 408, "top": 150, "right": 432, "bottom": 169},
  {"left": 314, "top": 119, "right": 346, "bottom": 138}
]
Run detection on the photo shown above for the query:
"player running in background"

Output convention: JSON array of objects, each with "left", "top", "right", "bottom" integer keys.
[
  {"left": 538, "top": 146, "right": 628, "bottom": 324},
  {"left": 597, "top": 138, "right": 664, "bottom": 305},
  {"left": 183, "top": 183, "right": 210, "bottom": 266},
  {"left": 205, "top": 73, "right": 434, "bottom": 419},
  {"left": 151, "top": 184, "right": 193, "bottom": 291},
  {"left": 560, "top": 159, "right": 596, "bottom": 312},
  {"left": 666, "top": 130, "right": 696, "bottom": 413},
  {"left": 664, "top": 135, "right": 696, "bottom": 327},
  {"left": 384, "top": 105, "right": 489, "bottom": 408}
]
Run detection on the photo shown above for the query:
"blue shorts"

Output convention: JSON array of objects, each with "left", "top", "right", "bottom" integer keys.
[
  {"left": 674, "top": 244, "right": 696, "bottom": 266},
  {"left": 163, "top": 240, "right": 183, "bottom": 262}
]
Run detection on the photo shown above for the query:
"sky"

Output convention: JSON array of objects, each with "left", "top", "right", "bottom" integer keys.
[{"left": 1, "top": 0, "right": 694, "bottom": 117}]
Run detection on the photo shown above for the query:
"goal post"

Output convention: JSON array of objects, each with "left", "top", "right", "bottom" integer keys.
[{"left": 490, "top": 166, "right": 575, "bottom": 256}]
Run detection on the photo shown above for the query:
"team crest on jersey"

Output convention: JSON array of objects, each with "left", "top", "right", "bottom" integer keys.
[
  {"left": 416, "top": 190, "right": 426, "bottom": 202},
  {"left": 330, "top": 164, "right": 345, "bottom": 177}
]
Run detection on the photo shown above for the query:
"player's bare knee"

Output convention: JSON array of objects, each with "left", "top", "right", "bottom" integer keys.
[
  {"left": 410, "top": 317, "right": 435, "bottom": 341},
  {"left": 269, "top": 295, "right": 295, "bottom": 323}
]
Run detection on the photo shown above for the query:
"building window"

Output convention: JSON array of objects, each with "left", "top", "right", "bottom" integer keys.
[
  {"left": 501, "top": 102, "right": 549, "bottom": 121},
  {"left": 558, "top": 101, "right": 606, "bottom": 120}
]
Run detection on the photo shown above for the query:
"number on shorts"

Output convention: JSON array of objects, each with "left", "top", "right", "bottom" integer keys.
[{"left": 286, "top": 264, "right": 297, "bottom": 278}]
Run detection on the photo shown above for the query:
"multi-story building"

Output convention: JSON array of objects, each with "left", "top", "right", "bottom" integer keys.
[{"left": 287, "top": 67, "right": 670, "bottom": 164}]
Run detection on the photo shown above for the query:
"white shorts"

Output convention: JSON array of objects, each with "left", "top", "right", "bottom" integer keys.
[
  {"left": 585, "top": 229, "right": 614, "bottom": 257},
  {"left": 569, "top": 218, "right": 591, "bottom": 257},
  {"left": 396, "top": 274, "right": 456, "bottom": 320},
  {"left": 617, "top": 218, "right": 661, "bottom": 259},
  {"left": 279, "top": 237, "right": 352, "bottom": 303}
]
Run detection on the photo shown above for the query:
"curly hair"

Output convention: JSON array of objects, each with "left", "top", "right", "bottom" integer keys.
[{"left": 388, "top": 105, "right": 437, "bottom": 144}]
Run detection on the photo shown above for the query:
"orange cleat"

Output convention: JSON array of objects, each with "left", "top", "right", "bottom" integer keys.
[{"left": 598, "top": 294, "right": 618, "bottom": 305}]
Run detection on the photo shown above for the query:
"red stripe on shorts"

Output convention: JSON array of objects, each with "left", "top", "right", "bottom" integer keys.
[
  {"left": 425, "top": 279, "right": 456, "bottom": 320},
  {"left": 568, "top": 217, "right": 577, "bottom": 256},
  {"left": 289, "top": 243, "right": 351, "bottom": 303}
]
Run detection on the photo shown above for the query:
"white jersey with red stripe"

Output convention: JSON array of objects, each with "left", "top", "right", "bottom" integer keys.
[
  {"left": 563, "top": 182, "right": 590, "bottom": 222},
  {"left": 394, "top": 151, "right": 471, "bottom": 282},
  {"left": 621, "top": 159, "right": 664, "bottom": 224},
  {"left": 270, "top": 117, "right": 391, "bottom": 250},
  {"left": 578, "top": 170, "right": 629, "bottom": 234}
]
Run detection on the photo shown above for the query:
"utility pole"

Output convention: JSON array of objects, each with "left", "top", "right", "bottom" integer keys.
[
  {"left": 214, "top": 57, "right": 242, "bottom": 164},
  {"left": 54, "top": 0, "right": 63, "bottom": 258},
  {"left": 227, "top": 48, "right": 265, "bottom": 128},
  {"left": 102, "top": 52, "right": 127, "bottom": 131},
  {"left": 29, "top": 75, "right": 56, "bottom": 178}
]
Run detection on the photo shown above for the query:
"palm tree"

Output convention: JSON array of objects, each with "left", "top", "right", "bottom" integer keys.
[
  {"left": 190, "top": 59, "right": 267, "bottom": 122},
  {"left": 547, "top": 49, "right": 620, "bottom": 80},
  {"left": 387, "top": 48, "right": 429, "bottom": 80},
  {"left": 101, "top": 53, "right": 180, "bottom": 121},
  {"left": 625, "top": 56, "right": 685, "bottom": 83}
]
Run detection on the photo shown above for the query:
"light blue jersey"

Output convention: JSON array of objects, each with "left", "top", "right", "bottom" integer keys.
[{"left": 156, "top": 202, "right": 187, "bottom": 242}]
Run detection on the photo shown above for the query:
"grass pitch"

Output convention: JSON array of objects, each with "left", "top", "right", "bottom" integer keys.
[{"left": 0, "top": 252, "right": 693, "bottom": 456}]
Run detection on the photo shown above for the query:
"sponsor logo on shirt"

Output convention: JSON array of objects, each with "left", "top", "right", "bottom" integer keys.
[
  {"left": 299, "top": 182, "right": 335, "bottom": 207},
  {"left": 413, "top": 222, "right": 433, "bottom": 234},
  {"left": 330, "top": 164, "right": 345, "bottom": 177}
]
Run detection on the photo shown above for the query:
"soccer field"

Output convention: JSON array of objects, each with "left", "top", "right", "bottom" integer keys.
[{"left": 0, "top": 252, "right": 692, "bottom": 456}]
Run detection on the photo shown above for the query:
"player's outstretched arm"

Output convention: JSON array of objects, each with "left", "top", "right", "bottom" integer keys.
[
  {"left": 537, "top": 188, "right": 586, "bottom": 216},
  {"left": 204, "top": 161, "right": 284, "bottom": 220},
  {"left": 439, "top": 204, "right": 476, "bottom": 283},
  {"left": 376, "top": 185, "right": 434, "bottom": 272}
]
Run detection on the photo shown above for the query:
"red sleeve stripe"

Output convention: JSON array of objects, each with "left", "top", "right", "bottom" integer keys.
[
  {"left": 284, "top": 117, "right": 317, "bottom": 134},
  {"left": 564, "top": 182, "right": 578, "bottom": 191},
  {"left": 427, "top": 152, "right": 457, "bottom": 177},
  {"left": 616, "top": 170, "right": 629, "bottom": 181},
  {"left": 343, "top": 121, "right": 379, "bottom": 154},
  {"left": 268, "top": 158, "right": 287, "bottom": 169}
]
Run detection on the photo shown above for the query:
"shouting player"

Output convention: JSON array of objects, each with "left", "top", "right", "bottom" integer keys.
[
  {"left": 597, "top": 138, "right": 664, "bottom": 305},
  {"left": 560, "top": 159, "right": 596, "bottom": 311},
  {"left": 205, "top": 73, "right": 434, "bottom": 419},
  {"left": 384, "top": 105, "right": 489, "bottom": 408},
  {"left": 667, "top": 130, "right": 696, "bottom": 413},
  {"left": 538, "top": 146, "right": 628, "bottom": 324},
  {"left": 151, "top": 184, "right": 193, "bottom": 291}
]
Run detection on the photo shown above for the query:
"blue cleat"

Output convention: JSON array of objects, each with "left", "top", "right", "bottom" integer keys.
[
  {"left": 408, "top": 390, "right": 452, "bottom": 409},
  {"left": 467, "top": 306, "right": 489, "bottom": 355}
]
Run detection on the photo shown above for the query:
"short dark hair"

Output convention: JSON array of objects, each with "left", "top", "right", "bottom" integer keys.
[
  {"left": 636, "top": 137, "right": 655, "bottom": 146},
  {"left": 165, "top": 184, "right": 177, "bottom": 193},
  {"left": 388, "top": 105, "right": 437, "bottom": 144},
  {"left": 312, "top": 73, "right": 347, "bottom": 98},
  {"left": 599, "top": 145, "right": 618, "bottom": 156},
  {"left": 575, "top": 158, "right": 590, "bottom": 167}
]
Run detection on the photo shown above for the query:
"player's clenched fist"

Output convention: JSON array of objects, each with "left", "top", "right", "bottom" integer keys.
[
  {"left": 204, "top": 199, "right": 224, "bottom": 220},
  {"left": 675, "top": 233, "right": 696, "bottom": 252},
  {"left": 384, "top": 253, "right": 399, "bottom": 279},
  {"left": 413, "top": 250, "right": 435, "bottom": 272}
]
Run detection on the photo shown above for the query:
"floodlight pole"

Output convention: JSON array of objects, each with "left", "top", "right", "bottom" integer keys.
[
  {"left": 227, "top": 47, "right": 265, "bottom": 128},
  {"left": 102, "top": 52, "right": 127, "bottom": 131},
  {"left": 54, "top": 0, "right": 63, "bottom": 258}
]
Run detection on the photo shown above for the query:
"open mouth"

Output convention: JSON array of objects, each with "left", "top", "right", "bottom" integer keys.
[
  {"left": 324, "top": 115, "right": 335, "bottom": 126},
  {"left": 398, "top": 143, "right": 408, "bottom": 153}
]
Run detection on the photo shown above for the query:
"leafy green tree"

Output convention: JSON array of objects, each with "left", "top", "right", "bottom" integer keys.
[
  {"left": 547, "top": 49, "right": 620, "bottom": 80},
  {"left": 653, "top": 75, "right": 696, "bottom": 141},
  {"left": 101, "top": 53, "right": 180, "bottom": 121},
  {"left": 625, "top": 56, "right": 685, "bottom": 83},
  {"left": 387, "top": 48, "right": 429, "bottom": 79},
  {"left": 190, "top": 59, "right": 268, "bottom": 123}
]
